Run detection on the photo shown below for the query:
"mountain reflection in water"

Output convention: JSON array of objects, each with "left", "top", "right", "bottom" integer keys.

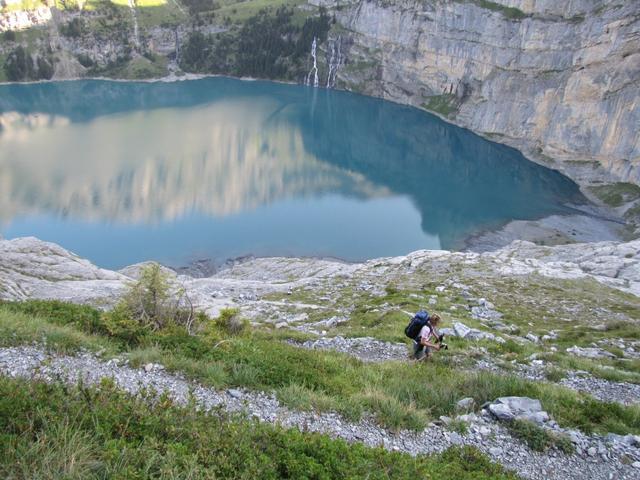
[{"left": 0, "top": 78, "right": 585, "bottom": 268}]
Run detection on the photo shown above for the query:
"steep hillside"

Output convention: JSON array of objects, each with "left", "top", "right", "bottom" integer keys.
[{"left": 1, "top": 236, "right": 640, "bottom": 478}]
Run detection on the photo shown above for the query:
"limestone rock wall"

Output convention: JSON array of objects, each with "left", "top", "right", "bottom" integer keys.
[
  {"left": 332, "top": 0, "right": 640, "bottom": 184},
  {"left": 0, "top": 5, "right": 51, "bottom": 32}
]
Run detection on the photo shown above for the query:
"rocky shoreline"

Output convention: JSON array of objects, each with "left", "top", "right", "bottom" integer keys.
[{"left": 463, "top": 210, "right": 625, "bottom": 253}]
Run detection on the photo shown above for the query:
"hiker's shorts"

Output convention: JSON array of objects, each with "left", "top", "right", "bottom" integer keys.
[{"left": 413, "top": 340, "right": 432, "bottom": 360}]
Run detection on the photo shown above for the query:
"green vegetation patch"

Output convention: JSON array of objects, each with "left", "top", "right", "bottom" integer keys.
[
  {"left": 0, "top": 53, "right": 7, "bottom": 82},
  {"left": 423, "top": 94, "right": 459, "bottom": 118},
  {"left": 624, "top": 203, "right": 640, "bottom": 222},
  {"left": 0, "top": 376, "right": 518, "bottom": 480},
  {"left": 2, "top": 299, "right": 640, "bottom": 435},
  {"left": 0, "top": 306, "right": 116, "bottom": 354},
  {"left": 1, "top": 0, "right": 43, "bottom": 12},
  {"left": 455, "top": 0, "right": 528, "bottom": 20},
  {"left": 590, "top": 182, "right": 640, "bottom": 207},
  {"left": 180, "top": 6, "right": 331, "bottom": 80},
  {"left": 506, "top": 420, "right": 574, "bottom": 454},
  {"left": 217, "top": 0, "right": 306, "bottom": 24},
  {"left": 89, "top": 54, "right": 168, "bottom": 80},
  {"left": 2, "top": 45, "right": 54, "bottom": 81}
]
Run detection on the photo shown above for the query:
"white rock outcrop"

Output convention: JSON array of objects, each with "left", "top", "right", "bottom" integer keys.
[{"left": 1, "top": 236, "right": 640, "bottom": 317}]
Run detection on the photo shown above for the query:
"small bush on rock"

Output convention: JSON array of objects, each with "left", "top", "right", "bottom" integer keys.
[{"left": 113, "top": 264, "right": 198, "bottom": 334}]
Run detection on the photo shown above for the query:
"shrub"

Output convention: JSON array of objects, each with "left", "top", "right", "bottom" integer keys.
[
  {"left": 448, "top": 419, "right": 469, "bottom": 434},
  {"left": 116, "top": 263, "right": 196, "bottom": 333},
  {"left": 101, "top": 303, "right": 149, "bottom": 345},
  {"left": 385, "top": 284, "right": 399, "bottom": 295},
  {"left": 544, "top": 367, "right": 566, "bottom": 383},
  {"left": 2, "top": 30, "right": 16, "bottom": 42},
  {"left": 4, "top": 45, "right": 33, "bottom": 81},
  {"left": 60, "top": 17, "right": 84, "bottom": 38},
  {"left": 76, "top": 53, "right": 94, "bottom": 68},
  {"left": 213, "top": 308, "right": 248, "bottom": 336},
  {"left": 3, "top": 46, "right": 55, "bottom": 81},
  {"left": 36, "top": 55, "right": 54, "bottom": 79}
]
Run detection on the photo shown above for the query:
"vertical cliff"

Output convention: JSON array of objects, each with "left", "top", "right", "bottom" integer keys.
[{"left": 328, "top": 0, "right": 639, "bottom": 185}]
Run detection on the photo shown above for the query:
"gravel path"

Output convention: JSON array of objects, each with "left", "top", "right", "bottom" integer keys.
[
  {"left": 476, "top": 359, "right": 640, "bottom": 406},
  {"left": 1, "top": 346, "right": 639, "bottom": 480},
  {"left": 294, "top": 336, "right": 409, "bottom": 362}
]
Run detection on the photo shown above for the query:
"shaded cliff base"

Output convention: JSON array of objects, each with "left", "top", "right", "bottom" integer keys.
[{"left": 464, "top": 207, "right": 627, "bottom": 253}]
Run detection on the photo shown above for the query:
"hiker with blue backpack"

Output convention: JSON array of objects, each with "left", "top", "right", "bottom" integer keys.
[{"left": 404, "top": 311, "right": 445, "bottom": 361}]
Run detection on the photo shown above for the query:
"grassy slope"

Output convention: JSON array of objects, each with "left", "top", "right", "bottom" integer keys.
[
  {"left": 1, "top": 301, "right": 639, "bottom": 436},
  {"left": 0, "top": 376, "right": 518, "bottom": 480},
  {"left": 264, "top": 271, "right": 640, "bottom": 386}
]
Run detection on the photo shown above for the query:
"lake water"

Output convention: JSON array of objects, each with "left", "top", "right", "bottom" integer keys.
[{"left": 0, "top": 78, "right": 585, "bottom": 269}]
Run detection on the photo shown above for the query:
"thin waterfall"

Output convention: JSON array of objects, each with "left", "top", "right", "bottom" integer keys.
[
  {"left": 326, "top": 40, "right": 335, "bottom": 88},
  {"left": 325, "top": 35, "right": 342, "bottom": 88},
  {"left": 305, "top": 37, "right": 319, "bottom": 87}
]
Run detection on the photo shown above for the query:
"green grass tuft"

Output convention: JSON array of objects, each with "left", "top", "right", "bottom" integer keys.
[
  {"left": 423, "top": 94, "right": 459, "bottom": 117},
  {"left": 506, "top": 420, "right": 575, "bottom": 454}
]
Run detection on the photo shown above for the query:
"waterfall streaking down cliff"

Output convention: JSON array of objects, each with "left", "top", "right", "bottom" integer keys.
[
  {"left": 326, "top": 36, "right": 342, "bottom": 89},
  {"left": 305, "top": 37, "right": 319, "bottom": 88}
]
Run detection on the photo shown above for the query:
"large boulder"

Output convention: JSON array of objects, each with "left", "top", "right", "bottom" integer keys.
[
  {"left": 566, "top": 345, "right": 616, "bottom": 359},
  {"left": 487, "top": 396, "right": 550, "bottom": 425},
  {"left": 453, "top": 322, "right": 472, "bottom": 338},
  {"left": 456, "top": 397, "right": 475, "bottom": 412},
  {"left": 450, "top": 321, "right": 505, "bottom": 343}
]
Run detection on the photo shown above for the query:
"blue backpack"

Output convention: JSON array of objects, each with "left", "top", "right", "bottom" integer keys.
[{"left": 404, "top": 310, "right": 430, "bottom": 339}]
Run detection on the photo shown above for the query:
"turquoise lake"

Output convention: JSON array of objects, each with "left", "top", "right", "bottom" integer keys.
[{"left": 0, "top": 78, "right": 585, "bottom": 269}]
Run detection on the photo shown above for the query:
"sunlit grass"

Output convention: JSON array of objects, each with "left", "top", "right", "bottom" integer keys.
[{"left": 2, "top": 301, "right": 639, "bottom": 435}]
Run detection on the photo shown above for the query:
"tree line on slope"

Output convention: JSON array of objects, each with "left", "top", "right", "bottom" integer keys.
[
  {"left": 3, "top": 45, "right": 54, "bottom": 81},
  {"left": 180, "top": 7, "right": 332, "bottom": 80}
]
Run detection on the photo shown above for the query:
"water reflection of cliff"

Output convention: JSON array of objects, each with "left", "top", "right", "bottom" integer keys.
[
  {"left": 0, "top": 78, "right": 585, "bottom": 248},
  {"left": 291, "top": 91, "right": 586, "bottom": 247},
  {"left": 0, "top": 101, "right": 389, "bottom": 224}
]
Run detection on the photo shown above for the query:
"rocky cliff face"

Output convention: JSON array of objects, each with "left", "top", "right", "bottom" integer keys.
[{"left": 328, "top": 0, "right": 639, "bottom": 185}]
